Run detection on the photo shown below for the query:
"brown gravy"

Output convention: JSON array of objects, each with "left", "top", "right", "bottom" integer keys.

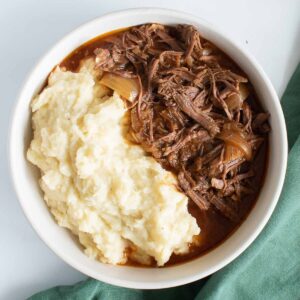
[{"left": 59, "top": 27, "right": 268, "bottom": 268}]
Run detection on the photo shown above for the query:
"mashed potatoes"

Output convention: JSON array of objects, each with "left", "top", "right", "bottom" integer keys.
[{"left": 27, "top": 61, "right": 200, "bottom": 266}]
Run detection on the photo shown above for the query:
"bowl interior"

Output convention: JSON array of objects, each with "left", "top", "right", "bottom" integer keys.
[{"left": 10, "top": 8, "right": 287, "bottom": 289}]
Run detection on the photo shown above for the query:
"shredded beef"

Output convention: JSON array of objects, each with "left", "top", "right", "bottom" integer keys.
[{"left": 93, "top": 24, "right": 269, "bottom": 221}]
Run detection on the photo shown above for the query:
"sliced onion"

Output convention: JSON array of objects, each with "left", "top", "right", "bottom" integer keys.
[
  {"left": 218, "top": 122, "right": 252, "bottom": 160},
  {"left": 220, "top": 131, "right": 252, "bottom": 160},
  {"left": 225, "top": 84, "right": 249, "bottom": 111},
  {"left": 223, "top": 122, "right": 243, "bottom": 134},
  {"left": 239, "top": 83, "right": 250, "bottom": 101},
  {"left": 100, "top": 73, "right": 139, "bottom": 102},
  {"left": 225, "top": 92, "right": 242, "bottom": 111},
  {"left": 224, "top": 144, "right": 244, "bottom": 162}
]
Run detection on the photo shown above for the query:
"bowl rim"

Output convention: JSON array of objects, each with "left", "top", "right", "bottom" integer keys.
[{"left": 9, "top": 7, "right": 288, "bottom": 289}]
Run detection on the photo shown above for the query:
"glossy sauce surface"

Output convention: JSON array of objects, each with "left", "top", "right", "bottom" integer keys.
[{"left": 59, "top": 28, "right": 268, "bottom": 267}]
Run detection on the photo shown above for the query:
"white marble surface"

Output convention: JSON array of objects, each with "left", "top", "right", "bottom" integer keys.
[{"left": 1, "top": 0, "right": 299, "bottom": 299}]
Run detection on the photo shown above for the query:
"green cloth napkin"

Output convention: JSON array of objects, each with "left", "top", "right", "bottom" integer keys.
[{"left": 29, "top": 65, "right": 300, "bottom": 300}]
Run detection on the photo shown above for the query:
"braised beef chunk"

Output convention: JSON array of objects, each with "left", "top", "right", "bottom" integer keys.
[{"left": 93, "top": 24, "right": 269, "bottom": 221}]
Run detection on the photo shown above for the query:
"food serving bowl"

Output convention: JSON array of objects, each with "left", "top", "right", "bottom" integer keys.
[{"left": 9, "top": 8, "right": 288, "bottom": 289}]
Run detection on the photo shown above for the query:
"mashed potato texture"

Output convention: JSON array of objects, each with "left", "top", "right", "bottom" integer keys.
[{"left": 27, "top": 62, "right": 200, "bottom": 266}]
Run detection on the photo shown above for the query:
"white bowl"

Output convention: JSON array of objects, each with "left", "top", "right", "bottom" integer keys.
[{"left": 9, "top": 8, "right": 288, "bottom": 289}]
